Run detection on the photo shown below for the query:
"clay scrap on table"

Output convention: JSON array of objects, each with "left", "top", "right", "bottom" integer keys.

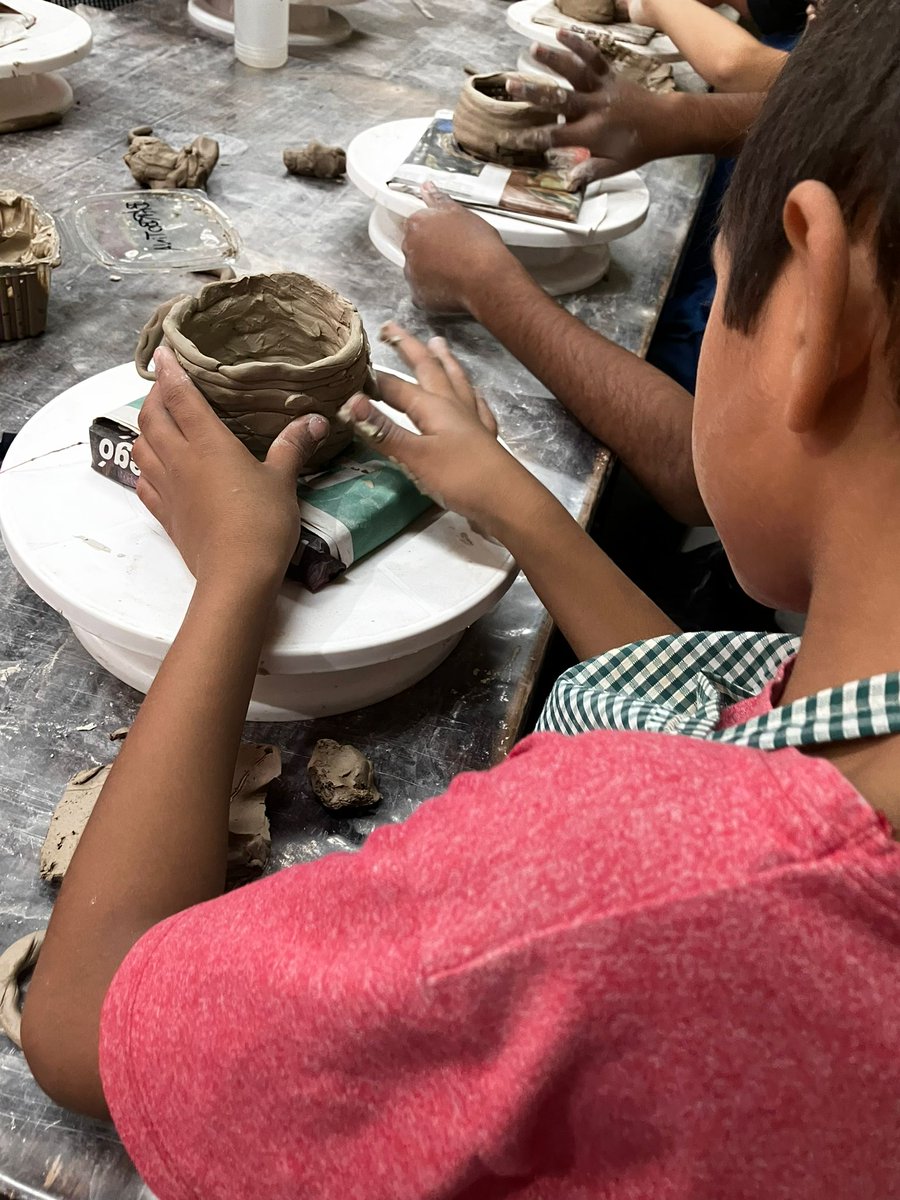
[
  {"left": 283, "top": 141, "right": 346, "bottom": 180},
  {"left": 135, "top": 271, "right": 377, "bottom": 471},
  {"left": 40, "top": 743, "right": 281, "bottom": 890},
  {"left": 0, "top": 928, "right": 44, "bottom": 1049},
  {"left": 453, "top": 72, "right": 556, "bottom": 167},
  {"left": 0, "top": 191, "right": 61, "bottom": 341},
  {"left": 308, "top": 739, "right": 381, "bottom": 810},
  {"left": 124, "top": 125, "right": 220, "bottom": 191}
]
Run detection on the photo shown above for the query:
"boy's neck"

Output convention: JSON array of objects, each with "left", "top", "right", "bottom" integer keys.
[{"left": 780, "top": 526, "right": 900, "bottom": 832}]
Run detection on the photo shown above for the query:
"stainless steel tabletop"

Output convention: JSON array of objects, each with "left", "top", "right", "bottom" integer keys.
[{"left": 0, "top": 2, "right": 709, "bottom": 1195}]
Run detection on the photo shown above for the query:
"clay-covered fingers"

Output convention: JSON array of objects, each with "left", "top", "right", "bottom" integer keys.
[
  {"left": 136, "top": 381, "right": 184, "bottom": 455},
  {"left": 339, "top": 391, "right": 422, "bottom": 461},
  {"left": 568, "top": 154, "right": 628, "bottom": 184},
  {"left": 421, "top": 180, "right": 459, "bottom": 210},
  {"left": 265, "top": 414, "right": 330, "bottom": 482},
  {"left": 555, "top": 28, "right": 616, "bottom": 78},
  {"left": 135, "top": 474, "right": 163, "bottom": 522},
  {"left": 379, "top": 322, "right": 454, "bottom": 397},
  {"left": 151, "top": 347, "right": 221, "bottom": 439},
  {"left": 504, "top": 75, "right": 584, "bottom": 116},
  {"left": 426, "top": 336, "right": 476, "bottom": 405},
  {"left": 130, "top": 434, "right": 166, "bottom": 485},
  {"left": 425, "top": 336, "right": 497, "bottom": 436}
]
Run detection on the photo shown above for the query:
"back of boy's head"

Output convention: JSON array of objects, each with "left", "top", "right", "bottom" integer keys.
[{"left": 720, "top": 0, "right": 900, "bottom": 338}]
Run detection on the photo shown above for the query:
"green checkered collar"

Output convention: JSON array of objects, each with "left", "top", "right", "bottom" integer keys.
[{"left": 538, "top": 630, "right": 900, "bottom": 751}]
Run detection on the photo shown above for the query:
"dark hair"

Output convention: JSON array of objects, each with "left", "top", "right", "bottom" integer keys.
[{"left": 720, "top": 0, "right": 900, "bottom": 333}]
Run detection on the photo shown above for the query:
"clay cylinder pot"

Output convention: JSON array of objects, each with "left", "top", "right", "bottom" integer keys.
[
  {"left": 452, "top": 73, "right": 557, "bottom": 167},
  {"left": 135, "top": 272, "right": 377, "bottom": 470},
  {"left": 555, "top": 0, "right": 617, "bottom": 21},
  {"left": 0, "top": 192, "right": 61, "bottom": 342}
]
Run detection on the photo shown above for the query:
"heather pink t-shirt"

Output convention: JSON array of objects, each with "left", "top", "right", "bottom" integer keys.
[{"left": 100, "top": 693, "right": 900, "bottom": 1199}]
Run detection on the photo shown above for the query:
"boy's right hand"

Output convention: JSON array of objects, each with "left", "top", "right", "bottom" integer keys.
[
  {"left": 339, "top": 324, "right": 537, "bottom": 538},
  {"left": 133, "top": 347, "right": 329, "bottom": 588}
]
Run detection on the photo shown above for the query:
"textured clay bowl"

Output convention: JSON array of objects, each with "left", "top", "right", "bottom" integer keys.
[
  {"left": 0, "top": 192, "right": 61, "bottom": 342},
  {"left": 452, "top": 72, "right": 557, "bottom": 167},
  {"left": 556, "top": 0, "right": 616, "bottom": 21},
  {"left": 135, "top": 272, "right": 377, "bottom": 468}
]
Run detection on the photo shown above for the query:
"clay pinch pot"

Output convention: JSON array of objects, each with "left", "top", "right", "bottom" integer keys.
[
  {"left": 452, "top": 72, "right": 557, "bottom": 167},
  {"left": 555, "top": 0, "right": 617, "bottom": 22},
  {"left": 135, "top": 272, "right": 377, "bottom": 471}
]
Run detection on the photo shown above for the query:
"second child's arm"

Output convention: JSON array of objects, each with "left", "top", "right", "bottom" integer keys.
[
  {"left": 404, "top": 193, "right": 704, "bottom": 526},
  {"left": 627, "top": 0, "right": 788, "bottom": 93}
]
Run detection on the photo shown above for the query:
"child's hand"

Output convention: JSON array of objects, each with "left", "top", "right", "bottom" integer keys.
[
  {"left": 339, "top": 324, "right": 529, "bottom": 536},
  {"left": 132, "top": 347, "right": 329, "bottom": 587},
  {"left": 402, "top": 184, "right": 514, "bottom": 314}
]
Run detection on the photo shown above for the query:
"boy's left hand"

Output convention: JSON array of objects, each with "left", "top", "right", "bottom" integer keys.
[
  {"left": 132, "top": 347, "right": 329, "bottom": 587},
  {"left": 340, "top": 324, "right": 536, "bottom": 539}
]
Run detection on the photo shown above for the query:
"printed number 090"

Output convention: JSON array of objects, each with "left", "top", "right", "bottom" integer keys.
[{"left": 98, "top": 437, "right": 141, "bottom": 477}]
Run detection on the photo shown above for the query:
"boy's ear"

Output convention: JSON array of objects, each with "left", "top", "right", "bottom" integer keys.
[{"left": 780, "top": 180, "right": 875, "bottom": 435}]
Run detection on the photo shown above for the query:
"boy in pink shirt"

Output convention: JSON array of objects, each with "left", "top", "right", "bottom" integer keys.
[{"left": 19, "top": 2, "right": 900, "bottom": 1196}]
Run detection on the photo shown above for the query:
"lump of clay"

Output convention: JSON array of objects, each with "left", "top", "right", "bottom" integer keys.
[
  {"left": 40, "top": 743, "right": 281, "bottom": 890},
  {"left": 0, "top": 929, "right": 44, "bottom": 1049},
  {"left": 135, "top": 272, "right": 377, "bottom": 470},
  {"left": 308, "top": 739, "right": 381, "bottom": 810},
  {"left": 452, "top": 72, "right": 557, "bottom": 167},
  {"left": 0, "top": 191, "right": 61, "bottom": 341},
  {"left": 226, "top": 742, "right": 280, "bottom": 888},
  {"left": 283, "top": 141, "right": 346, "bottom": 180},
  {"left": 555, "top": 0, "right": 616, "bottom": 20},
  {"left": 124, "top": 125, "right": 220, "bottom": 191}
]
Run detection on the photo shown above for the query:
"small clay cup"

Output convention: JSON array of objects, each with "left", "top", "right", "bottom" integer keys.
[
  {"left": 0, "top": 192, "right": 61, "bottom": 342},
  {"left": 555, "top": 0, "right": 617, "bottom": 21},
  {"left": 135, "top": 272, "right": 377, "bottom": 470},
  {"left": 452, "top": 73, "right": 557, "bottom": 167}
]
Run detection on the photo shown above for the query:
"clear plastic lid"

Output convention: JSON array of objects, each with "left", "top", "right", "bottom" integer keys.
[{"left": 68, "top": 189, "right": 241, "bottom": 272}]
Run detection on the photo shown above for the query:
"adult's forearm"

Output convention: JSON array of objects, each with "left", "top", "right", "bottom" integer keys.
[
  {"left": 466, "top": 258, "right": 706, "bottom": 524},
  {"left": 649, "top": 88, "right": 766, "bottom": 158},
  {"left": 22, "top": 573, "right": 279, "bottom": 1117}
]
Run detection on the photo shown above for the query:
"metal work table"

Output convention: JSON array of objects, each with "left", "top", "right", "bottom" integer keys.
[{"left": 0, "top": 2, "right": 709, "bottom": 1195}]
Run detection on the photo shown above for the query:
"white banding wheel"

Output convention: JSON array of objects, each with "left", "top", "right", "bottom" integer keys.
[
  {"left": 187, "top": 0, "right": 361, "bottom": 49},
  {"left": 368, "top": 204, "right": 611, "bottom": 297},
  {"left": 0, "top": 364, "right": 517, "bottom": 723},
  {"left": 506, "top": 0, "right": 681, "bottom": 61},
  {"left": 0, "top": 0, "right": 92, "bottom": 134},
  {"left": 347, "top": 116, "right": 646, "bottom": 298},
  {"left": 0, "top": 930, "right": 45, "bottom": 1050}
]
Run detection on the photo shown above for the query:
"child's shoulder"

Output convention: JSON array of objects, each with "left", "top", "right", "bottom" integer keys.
[{"left": 391, "top": 724, "right": 896, "bottom": 969}]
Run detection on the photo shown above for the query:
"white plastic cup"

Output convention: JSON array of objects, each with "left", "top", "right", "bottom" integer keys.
[{"left": 234, "top": 0, "right": 289, "bottom": 69}]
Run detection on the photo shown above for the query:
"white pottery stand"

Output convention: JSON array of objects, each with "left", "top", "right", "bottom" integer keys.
[
  {"left": 509, "top": 0, "right": 742, "bottom": 79},
  {"left": 346, "top": 116, "right": 649, "bottom": 297},
  {"left": 0, "top": 363, "right": 517, "bottom": 721},
  {"left": 507, "top": 0, "right": 682, "bottom": 61},
  {"left": 188, "top": 0, "right": 365, "bottom": 49},
  {"left": 0, "top": 0, "right": 92, "bottom": 134}
]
